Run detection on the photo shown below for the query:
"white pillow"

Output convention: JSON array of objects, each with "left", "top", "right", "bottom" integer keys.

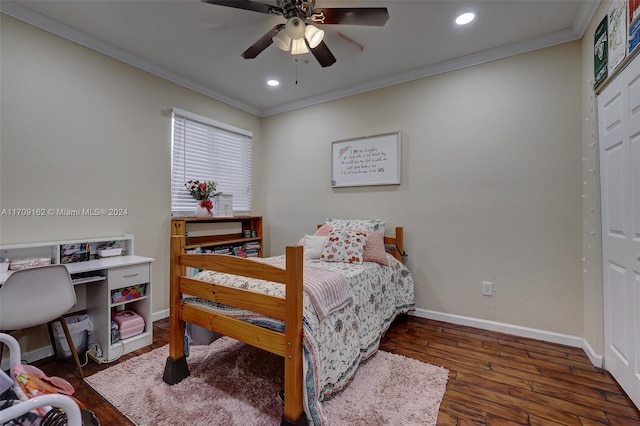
[{"left": 302, "top": 235, "right": 328, "bottom": 259}]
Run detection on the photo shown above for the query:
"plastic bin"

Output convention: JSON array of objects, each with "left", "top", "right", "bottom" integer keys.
[
  {"left": 112, "top": 310, "right": 144, "bottom": 340},
  {"left": 52, "top": 314, "right": 93, "bottom": 359},
  {"left": 186, "top": 322, "right": 222, "bottom": 345},
  {"left": 111, "top": 284, "right": 146, "bottom": 304}
]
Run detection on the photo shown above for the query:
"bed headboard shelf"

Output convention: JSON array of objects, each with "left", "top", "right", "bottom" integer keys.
[{"left": 172, "top": 216, "right": 263, "bottom": 257}]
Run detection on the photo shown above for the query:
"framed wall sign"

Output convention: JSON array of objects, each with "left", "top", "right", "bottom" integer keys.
[
  {"left": 331, "top": 132, "right": 401, "bottom": 187},
  {"left": 594, "top": 14, "right": 608, "bottom": 87},
  {"left": 608, "top": 0, "right": 626, "bottom": 74}
]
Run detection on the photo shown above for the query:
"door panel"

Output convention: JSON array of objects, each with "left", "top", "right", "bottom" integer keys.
[
  {"left": 604, "top": 142, "right": 625, "bottom": 235},
  {"left": 633, "top": 136, "right": 640, "bottom": 238},
  {"left": 606, "top": 262, "right": 628, "bottom": 364},
  {"left": 598, "top": 53, "right": 640, "bottom": 410}
]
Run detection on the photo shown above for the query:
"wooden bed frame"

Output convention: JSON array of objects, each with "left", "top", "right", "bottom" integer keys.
[{"left": 162, "top": 226, "right": 405, "bottom": 425}]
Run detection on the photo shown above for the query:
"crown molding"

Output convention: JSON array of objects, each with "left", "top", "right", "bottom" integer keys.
[
  {"left": 572, "top": 0, "right": 601, "bottom": 37},
  {"left": 0, "top": 1, "right": 262, "bottom": 117},
  {"left": 262, "top": 1, "right": 600, "bottom": 116},
  {"left": 2, "top": 0, "right": 600, "bottom": 118},
  {"left": 262, "top": 26, "right": 583, "bottom": 116}
]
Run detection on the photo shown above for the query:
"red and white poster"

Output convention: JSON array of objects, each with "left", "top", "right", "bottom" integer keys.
[{"left": 628, "top": 0, "right": 640, "bottom": 54}]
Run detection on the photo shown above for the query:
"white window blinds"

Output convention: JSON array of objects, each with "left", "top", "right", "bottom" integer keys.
[{"left": 171, "top": 108, "right": 252, "bottom": 213}]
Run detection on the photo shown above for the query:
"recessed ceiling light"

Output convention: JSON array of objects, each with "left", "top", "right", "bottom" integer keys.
[
  {"left": 267, "top": 79, "right": 280, "bottom": 87},
  {"left": 455, "top": 12, "right": 475, "bottom": 26}
]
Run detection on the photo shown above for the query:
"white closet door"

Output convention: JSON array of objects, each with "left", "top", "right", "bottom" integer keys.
[{"left": 597, "top": 53, "right": 640, "bottom": 410}]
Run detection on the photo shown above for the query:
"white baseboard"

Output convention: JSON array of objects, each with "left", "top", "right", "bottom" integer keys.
[
  {"left": 2, "top": 311, "right": 171, "bottom": 370},
  {"left": 411, "top": 308, "right": 603, "bottom": 368},
  {"left": 1, "top": 345, "right": 54, "bottom": 371},
  {"left": 152, "top": 309, "right": 169, "bottom": 322},
  {"left": 581, "top": 337, "right": 604, "bottom": 368},
  {"left": 3, "top": 309, "right": 604, "bottom": 370}
]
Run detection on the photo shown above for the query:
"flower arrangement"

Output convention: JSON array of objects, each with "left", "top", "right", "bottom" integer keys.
[
  {"left": 185, "top": 179, "right": 217, "bottom": 216},
  {"left": 185, "top": 179, "right": 216, "bottom": 200}
]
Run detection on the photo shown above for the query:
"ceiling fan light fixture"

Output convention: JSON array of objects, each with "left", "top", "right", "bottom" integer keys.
[
  {"left": 285, "top": 17, "right": 305, "bottom": 40},
  {"left": 273, "top": 30, "right": 291, "bottom": 51},
  {"left": 291, "top": 38, "right": 309, "bottom": 55},
  {"left": 304, "top": 24, "right": 324, "bottom": 48}
]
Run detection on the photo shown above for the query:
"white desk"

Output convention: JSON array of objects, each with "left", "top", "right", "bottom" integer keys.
[
  {"left": 0, "top": 255, "right": 152, "bottom": 285},
  {"left": 0, "top": 236, "right": 153, "bottom": 362}
]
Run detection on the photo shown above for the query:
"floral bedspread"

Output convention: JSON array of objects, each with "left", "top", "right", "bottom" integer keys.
[{"left": 185, "top": 254, "right": 415, "bottom": 425}]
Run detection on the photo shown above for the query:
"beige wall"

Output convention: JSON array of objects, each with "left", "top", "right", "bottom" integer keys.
[
  {"left": 0, "top": 15, "right": 264, "bottom": 324},
  {"left": 2, "top": 10, "right": 603, "bottom": 354},
  {"left": 262, "top": 41, "right": 584, "bottom": 337},
  {"left": 580, "top": 0, "right": 610, "bottom": 358}
]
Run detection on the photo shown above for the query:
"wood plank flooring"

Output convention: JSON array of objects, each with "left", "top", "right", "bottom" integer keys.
[
  {"left": 380, "top": 316, "right": 640, "bottom": 425},
  {"left": 26, "top": 316, "right": 640, "bottom": 425}
]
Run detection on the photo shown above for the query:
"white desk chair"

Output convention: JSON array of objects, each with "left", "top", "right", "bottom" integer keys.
[{"left": 0, "top": 265, "right": 84, "bottom": 379}]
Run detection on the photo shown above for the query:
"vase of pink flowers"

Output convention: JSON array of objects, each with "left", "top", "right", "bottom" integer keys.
[{"left": 185, "top": 179, "right": 216, "bottom": 217}]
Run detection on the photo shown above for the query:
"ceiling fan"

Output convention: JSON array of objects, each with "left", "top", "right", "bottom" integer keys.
[{"left": 202, "top": 0, "right": 389, "bottom": 67}]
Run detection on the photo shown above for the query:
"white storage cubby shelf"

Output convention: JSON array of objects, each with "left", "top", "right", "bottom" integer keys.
[
  {"left": 0, "top": 235, "right": 153, "bottom": 363},
  {"left": 90, "top": 261, "right": 152, "bottom": 362}
]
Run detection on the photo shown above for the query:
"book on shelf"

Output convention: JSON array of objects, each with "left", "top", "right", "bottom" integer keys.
[
  {"left": 232, "top": 246, "right": 246, "bottom": 257},
  {"left": 185, "top": 247, "right": 202, "bottom": 276},
  {"left": 213, "top": 247, "right": 231, "bottom": 255},
  {"left": 243, "top": 241, "right": 260, "bottom": 257},
  {"left": 185, "top": 242, "right": 260, "bottom": 264}
]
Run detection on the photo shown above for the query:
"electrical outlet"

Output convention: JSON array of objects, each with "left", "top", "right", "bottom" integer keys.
[{"left": 482, "top": 281, "right": 493, "bottom": 296}]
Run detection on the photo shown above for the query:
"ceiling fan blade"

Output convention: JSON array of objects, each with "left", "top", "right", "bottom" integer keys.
[
  {"left": 309, "top": 8, "right": 389, "bottom": 26},
  {"left": 202, "top": 0, "right": 282, "bottom": 16},
  {"left": 308, "top": 40, "right": 337, "bottom": 68},
  {"left": 241, "top": 24, "right": 283, "bottom": 59}
]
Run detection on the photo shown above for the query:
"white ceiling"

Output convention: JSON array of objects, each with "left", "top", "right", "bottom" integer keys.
[{"left": 1, "top": 0, "right": 599, "bottom": 117}]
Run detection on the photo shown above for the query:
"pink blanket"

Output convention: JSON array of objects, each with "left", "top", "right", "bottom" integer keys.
[{"left": 257, "top": 257, "right": 352, "bottom": 320}]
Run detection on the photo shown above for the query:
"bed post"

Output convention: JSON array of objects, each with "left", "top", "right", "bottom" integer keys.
[
  {"left": 162, "top": 234, "right": 190, "bottom": 385},
  {"left": 282, "top": 245, "right": 305, "bottom": 425},
  {"left": 395, "top": 227, "right": 405, "bottom": 263}
]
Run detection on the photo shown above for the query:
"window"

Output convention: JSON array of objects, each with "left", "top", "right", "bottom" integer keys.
[{"left": 171, "top": 108, "right": 252, "bottom": 213}]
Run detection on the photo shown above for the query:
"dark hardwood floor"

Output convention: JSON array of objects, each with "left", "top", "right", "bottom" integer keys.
[{"left": 28, "top": 316, "right": 640, "bottom": 425}]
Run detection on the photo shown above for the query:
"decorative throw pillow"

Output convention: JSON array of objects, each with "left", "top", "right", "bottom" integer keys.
[
  {"left": 302, "top": 235, "right": 328, "bottom": 259},
  {"left": 298, "top": 225, "right": 333, "bottom": 247},
  {"left": 362, "top": 231, "right": 389, "bottom": 266},
  {"left": 313, "top": 224, "right": 333, "bottom": 236},
  {"left": 325, "top": 218, "right": 386, "bottom": 234},
  {"left": 320, "top": 229, "right": 368, "bottom": 264}
]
